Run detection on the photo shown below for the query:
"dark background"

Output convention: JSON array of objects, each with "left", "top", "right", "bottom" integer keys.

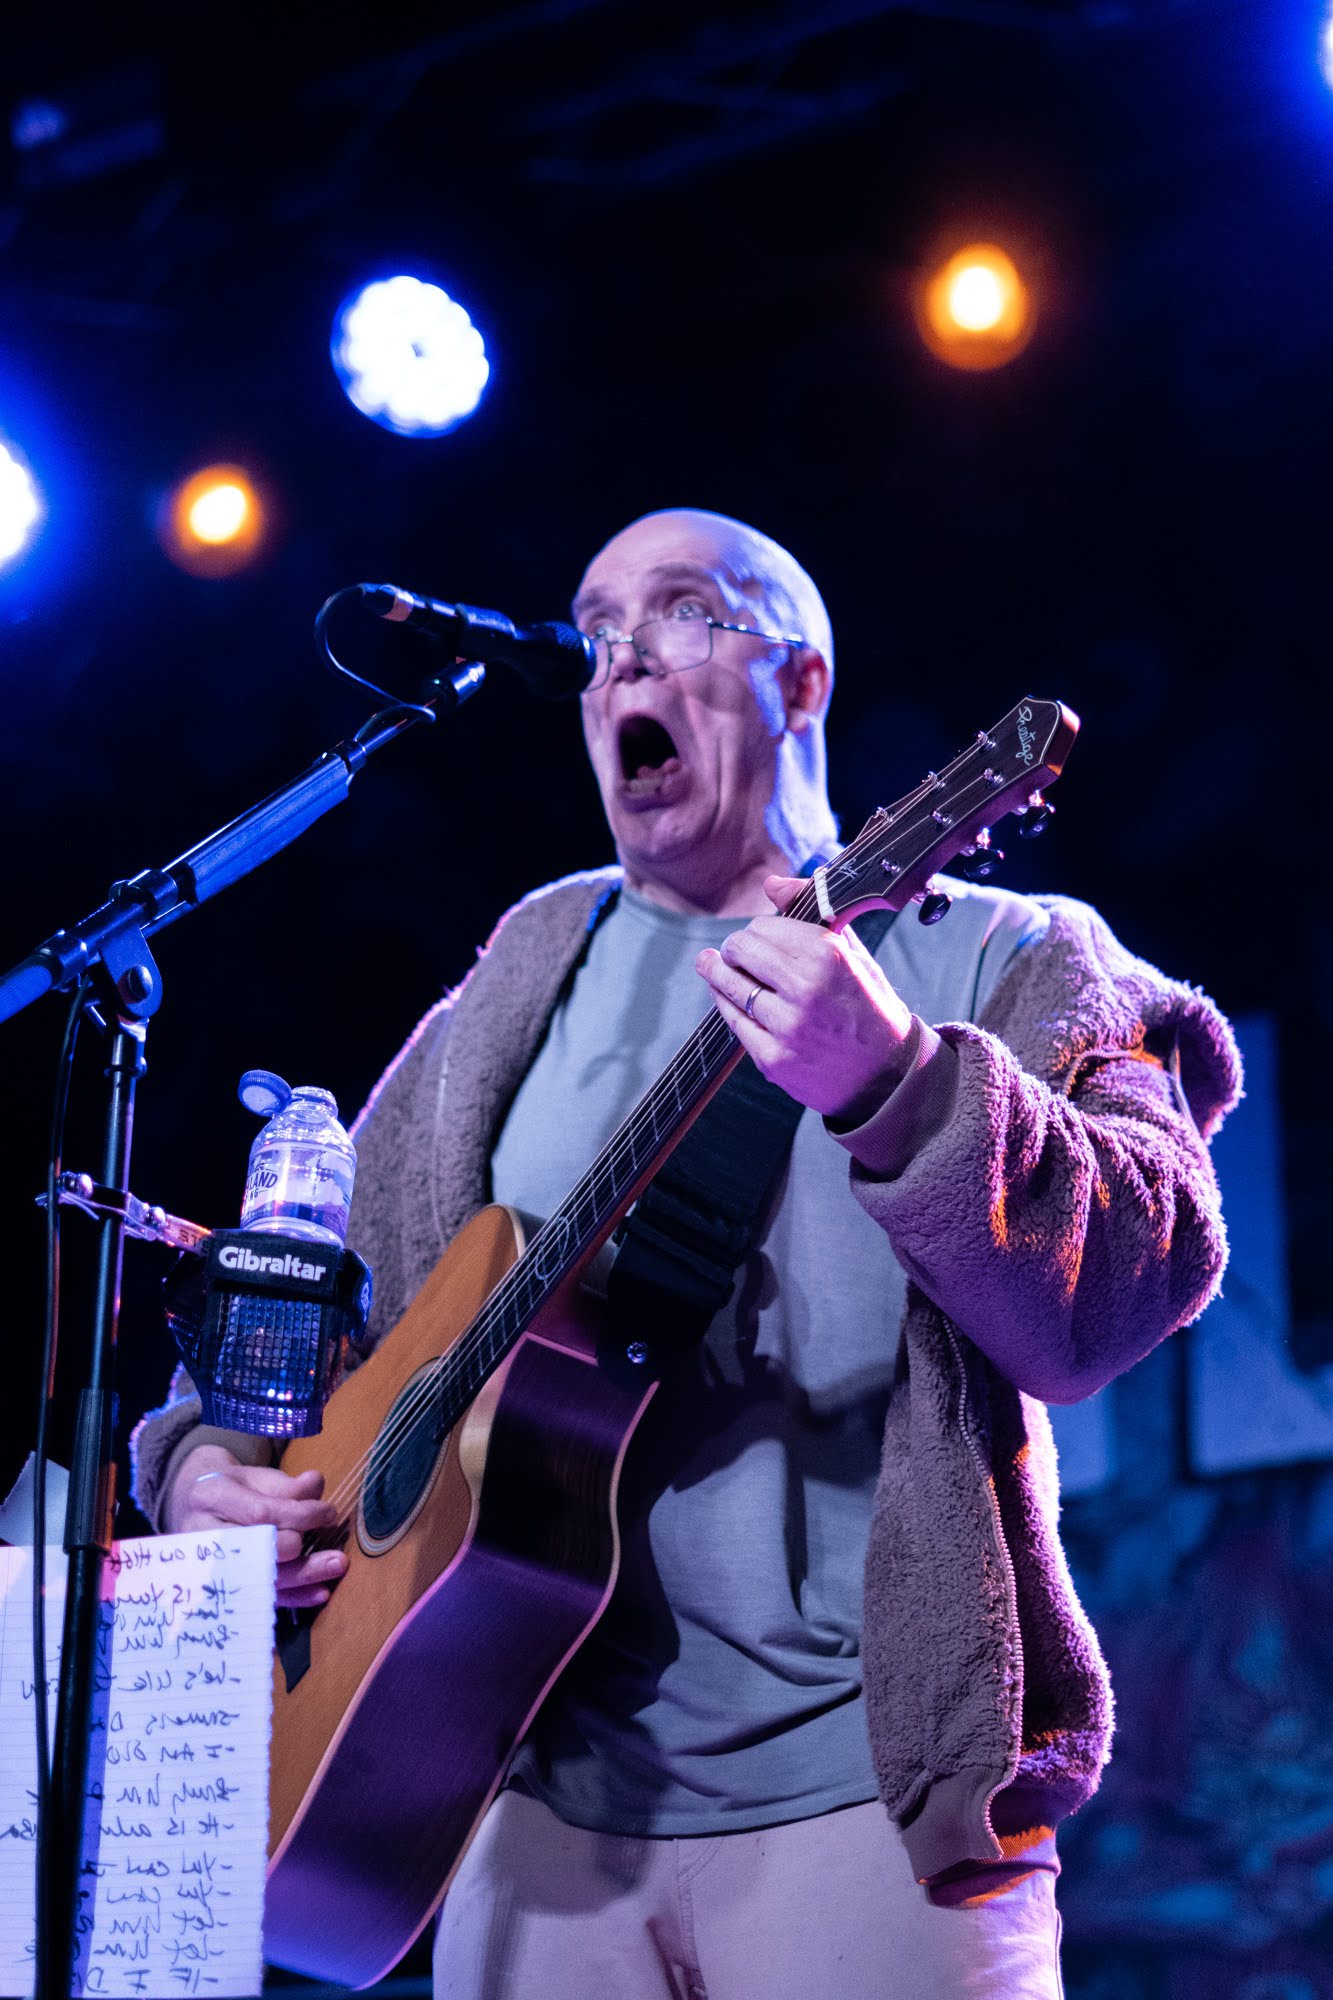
[{"left": 1, "top": 4, "right": 1329, "bottom": 1994}]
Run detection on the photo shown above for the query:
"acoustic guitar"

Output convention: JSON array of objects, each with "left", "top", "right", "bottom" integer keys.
[{"left": 263, "top": 698, "right": 1079, "bottom": 1985}]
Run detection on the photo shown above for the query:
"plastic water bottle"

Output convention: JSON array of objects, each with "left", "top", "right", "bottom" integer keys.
[{"left": 237, "top": 1070, "right": 357, "bottom": 1247}]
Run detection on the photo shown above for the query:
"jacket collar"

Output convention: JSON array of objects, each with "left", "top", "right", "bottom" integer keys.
[{"left": 430, "top": 868, "right": 623, "bottom": 1248}]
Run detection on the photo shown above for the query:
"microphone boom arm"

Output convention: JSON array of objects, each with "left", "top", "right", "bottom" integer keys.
[{"left": 0, "top": 655, "right": 485, "bottom": 1028}]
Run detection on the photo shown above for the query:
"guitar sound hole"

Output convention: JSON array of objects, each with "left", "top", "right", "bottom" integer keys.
[{"left": 360, "top": 1369, "right": 449, "bottom": 1547}]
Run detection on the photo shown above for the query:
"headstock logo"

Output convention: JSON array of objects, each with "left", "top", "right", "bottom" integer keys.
[{"left": 1016, "top": 703, "right": 1036, "bottom": 767}]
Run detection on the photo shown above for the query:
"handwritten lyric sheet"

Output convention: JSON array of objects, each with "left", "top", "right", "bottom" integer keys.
[{"left": 0, "top": 1527, "right": 276, "bottom": 1998}]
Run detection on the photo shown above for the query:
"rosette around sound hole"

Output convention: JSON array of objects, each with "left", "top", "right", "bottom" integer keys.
[{"left": 359, "top": 1366, "right": 451, "bottom": 1548}]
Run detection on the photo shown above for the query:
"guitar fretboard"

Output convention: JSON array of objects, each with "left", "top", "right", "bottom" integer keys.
[
  {"left": 403, "top": 694, "right": 1077, "bottom": 1440},
  {"left": 434, "top": 998, "right": 744, "bottom": 1427}
]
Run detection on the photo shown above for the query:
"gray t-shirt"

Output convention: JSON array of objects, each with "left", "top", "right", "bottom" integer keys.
[{"left": 491, "top": 879, "right": 1046, "bottom": 1836}]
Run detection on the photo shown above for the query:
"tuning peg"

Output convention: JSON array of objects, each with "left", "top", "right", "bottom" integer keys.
[
  {"left": 957, "top": 829, "right": 1004, "bottom": 882},
  {"left": 1017, "top": 800, "right": 1054, "bottom": 838},
  {"left": 917, "top": 889, "right": 953, "bottom": 926}
]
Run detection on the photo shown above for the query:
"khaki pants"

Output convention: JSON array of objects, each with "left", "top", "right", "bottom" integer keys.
[{"left": 434, "top": 1791, "right": 1063, "bottom": 2000}]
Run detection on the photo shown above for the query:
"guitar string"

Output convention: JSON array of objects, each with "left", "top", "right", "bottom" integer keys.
[
  {"left": 317, "top": 709, "right": 1048, "bottom": 1515},
  {"left": 296, "top": 836, "right": 878, "bottom": 1545},
  {"left": 294, "top": 767, "right": 975, "bottom": 1539},
  {"left": 300, "top": 736, "right": 1029, "bottom": 1544},
  {"left": 301, "top": 986, "right": 752, "bottom": 1541},
  {"left": 300, "top": 753, "right": 1014, "bottom": 1550},
  {"left": 300, "top": 755, "right": 1015, "bottom": 1549},
  {"left": 299, "top": 918, "right": 802, "bottom": 1542},
  {"left": 301, "top": 755, "right": 1035, "bottom": 1552},
  {"left": 294, "top": 761, "right": 971, "bottom": 1543}
]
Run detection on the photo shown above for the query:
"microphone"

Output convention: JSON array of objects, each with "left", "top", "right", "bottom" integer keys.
[{"left": 359, "top": 583, "right": 595, "bottom": 699}]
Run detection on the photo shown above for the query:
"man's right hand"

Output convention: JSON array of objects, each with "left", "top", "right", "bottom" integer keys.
[{"left": 162, "top": 1443, "right": 350, "bottom": 1609}]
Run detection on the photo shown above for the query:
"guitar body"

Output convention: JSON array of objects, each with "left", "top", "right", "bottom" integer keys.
[{"left": 263, "top": 1203, "right": 656, "bottom": 1987}]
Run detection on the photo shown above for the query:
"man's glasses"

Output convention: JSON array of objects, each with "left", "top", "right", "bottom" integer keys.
[{"left": 582, "top": 601, "right": 805, "bottom": 690}]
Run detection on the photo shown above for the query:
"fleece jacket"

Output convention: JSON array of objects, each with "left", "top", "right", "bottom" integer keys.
[{"left": 131, "top": 866, "right": 1241, "bottom": 1883}]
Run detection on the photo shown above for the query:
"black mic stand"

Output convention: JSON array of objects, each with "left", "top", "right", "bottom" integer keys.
[
  {"left": 0, "top": 657, "right": 485, "bottom": 2000},
  {"left": 41, "top": 999, "right": 145, "bottom": 2000}
]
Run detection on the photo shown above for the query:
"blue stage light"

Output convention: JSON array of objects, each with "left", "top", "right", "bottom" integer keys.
[
  {"left": 331, "top": 276, "right": 491, "bottom": 438},
  {"left": 11, "top": 100, "right": 68, "bottom": 150},
  {"left": 1322, "top": 3, "right": 1333, "bottom": 89},
  {"left": 0, "top": 438, "right": 42, "bottom": 568}
]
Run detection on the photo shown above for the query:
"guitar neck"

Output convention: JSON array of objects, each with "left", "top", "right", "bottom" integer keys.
[
  {"left": 436, "top": 874, "right": 841, "bottom": 1423},
  {"left": 528, "top": 1005, "right": 744, "bottom": 1297},
  {"left": 428, "top": 694, "right": 1080, "bottom": 1427},
  {"left": 438, "top": 1000, "right": 746, "bottom": 1422}
]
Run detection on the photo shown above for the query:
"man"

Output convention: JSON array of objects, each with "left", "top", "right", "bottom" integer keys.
[{"left": 133, "top": 508, "right": 1240, "bottom": 1999}]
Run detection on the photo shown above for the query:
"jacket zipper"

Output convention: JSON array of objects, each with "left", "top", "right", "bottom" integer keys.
[{"left": 943, "top": 1316, "right": 1023, "bottom": 1853}]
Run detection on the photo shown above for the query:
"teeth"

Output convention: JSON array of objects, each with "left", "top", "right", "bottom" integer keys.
[{"left": 625, "top": 756, "right": 682, "bottom": 793}]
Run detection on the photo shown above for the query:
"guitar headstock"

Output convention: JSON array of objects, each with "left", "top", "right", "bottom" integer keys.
[{"left": 815, "top": 698, "right": 1079, "bottom": 928}]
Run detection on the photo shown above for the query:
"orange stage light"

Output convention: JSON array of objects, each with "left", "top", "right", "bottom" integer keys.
[
  {"left": 916, "top": 244, "right": 1034, "bottom": 372},
  {"left": 159, "top": 464, "right": 266, "bottom": 576}
]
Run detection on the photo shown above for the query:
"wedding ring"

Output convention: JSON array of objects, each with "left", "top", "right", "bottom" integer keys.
[{"left": 744, "top": 982, "right": 763, "bottom": 1020}]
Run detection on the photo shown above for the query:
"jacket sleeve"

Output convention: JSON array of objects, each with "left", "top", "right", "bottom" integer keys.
[
  {"left": 129, "top": 1371, "right": 276, "bottom": 1529},
  {"left": 830, "top": 909, "right": 1240, "bottom": 1404}
]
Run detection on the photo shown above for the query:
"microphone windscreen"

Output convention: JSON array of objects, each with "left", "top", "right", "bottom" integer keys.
[{"left": 507, "top": 621, "right": 596, "bottom": 700}]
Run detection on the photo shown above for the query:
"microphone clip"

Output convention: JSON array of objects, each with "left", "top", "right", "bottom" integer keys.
[{"left": 37, "top": 1171, "right": 211, "bottom": 1253}]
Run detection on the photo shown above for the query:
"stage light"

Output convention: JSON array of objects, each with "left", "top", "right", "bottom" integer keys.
[
  {"left": 947, "top": 264, "right": 1006, "bottom": 332},
  {"left": 1321, "top": 4, "right": 1333, "bottom": 89},
  {"left": 160, "top": 464, "right": 265, "bottom": 577},
  {"left": 916, "top": 244, "right": 1034, "bottom": 371},
  {"left": 331, "top": 275, "right": 490, "bottom": 438},
  {"left": 0, "top": 438, "right": 42, "bottom": 569},
  {"left": 188, "top": 480, "right": 249, "bottom": 545}
]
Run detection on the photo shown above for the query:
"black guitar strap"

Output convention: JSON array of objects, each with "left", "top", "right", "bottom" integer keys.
[{"left": 605, "top": 901, "right": 896, "bottom": 1360}]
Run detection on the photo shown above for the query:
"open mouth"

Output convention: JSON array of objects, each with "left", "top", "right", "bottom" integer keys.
[{"left": 618, "top": 714, "right": 684, "bottom": 796}]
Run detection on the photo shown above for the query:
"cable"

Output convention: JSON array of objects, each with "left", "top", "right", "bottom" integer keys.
[
  {"left": 33, "top": 977, "right": 89, "bottom": 1986},
  {"left": 316, "top": 588, "right": 438, "bottom": 724}
]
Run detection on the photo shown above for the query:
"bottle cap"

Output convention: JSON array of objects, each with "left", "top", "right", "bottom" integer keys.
[{"left": 238, "top": 1069, "right": 293, "bottom": 1118}]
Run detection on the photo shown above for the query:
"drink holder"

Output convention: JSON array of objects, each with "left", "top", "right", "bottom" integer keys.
[{"left": 163, "top": 1229, "right": 372, "bottom": 1438}]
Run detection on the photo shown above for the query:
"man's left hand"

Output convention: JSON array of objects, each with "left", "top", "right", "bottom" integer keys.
[{"left": 695, "top": 874, "right": 916, "bottom": 1124}]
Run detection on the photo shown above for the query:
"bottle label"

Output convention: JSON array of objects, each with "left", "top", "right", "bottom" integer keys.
[{"left": 241, "top": 1140, "right": 354, "bottom": 1245}]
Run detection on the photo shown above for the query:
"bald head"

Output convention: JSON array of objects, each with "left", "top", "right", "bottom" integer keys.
[{"left": 584, "top": 508, "right": 834, "bottom": 689}]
